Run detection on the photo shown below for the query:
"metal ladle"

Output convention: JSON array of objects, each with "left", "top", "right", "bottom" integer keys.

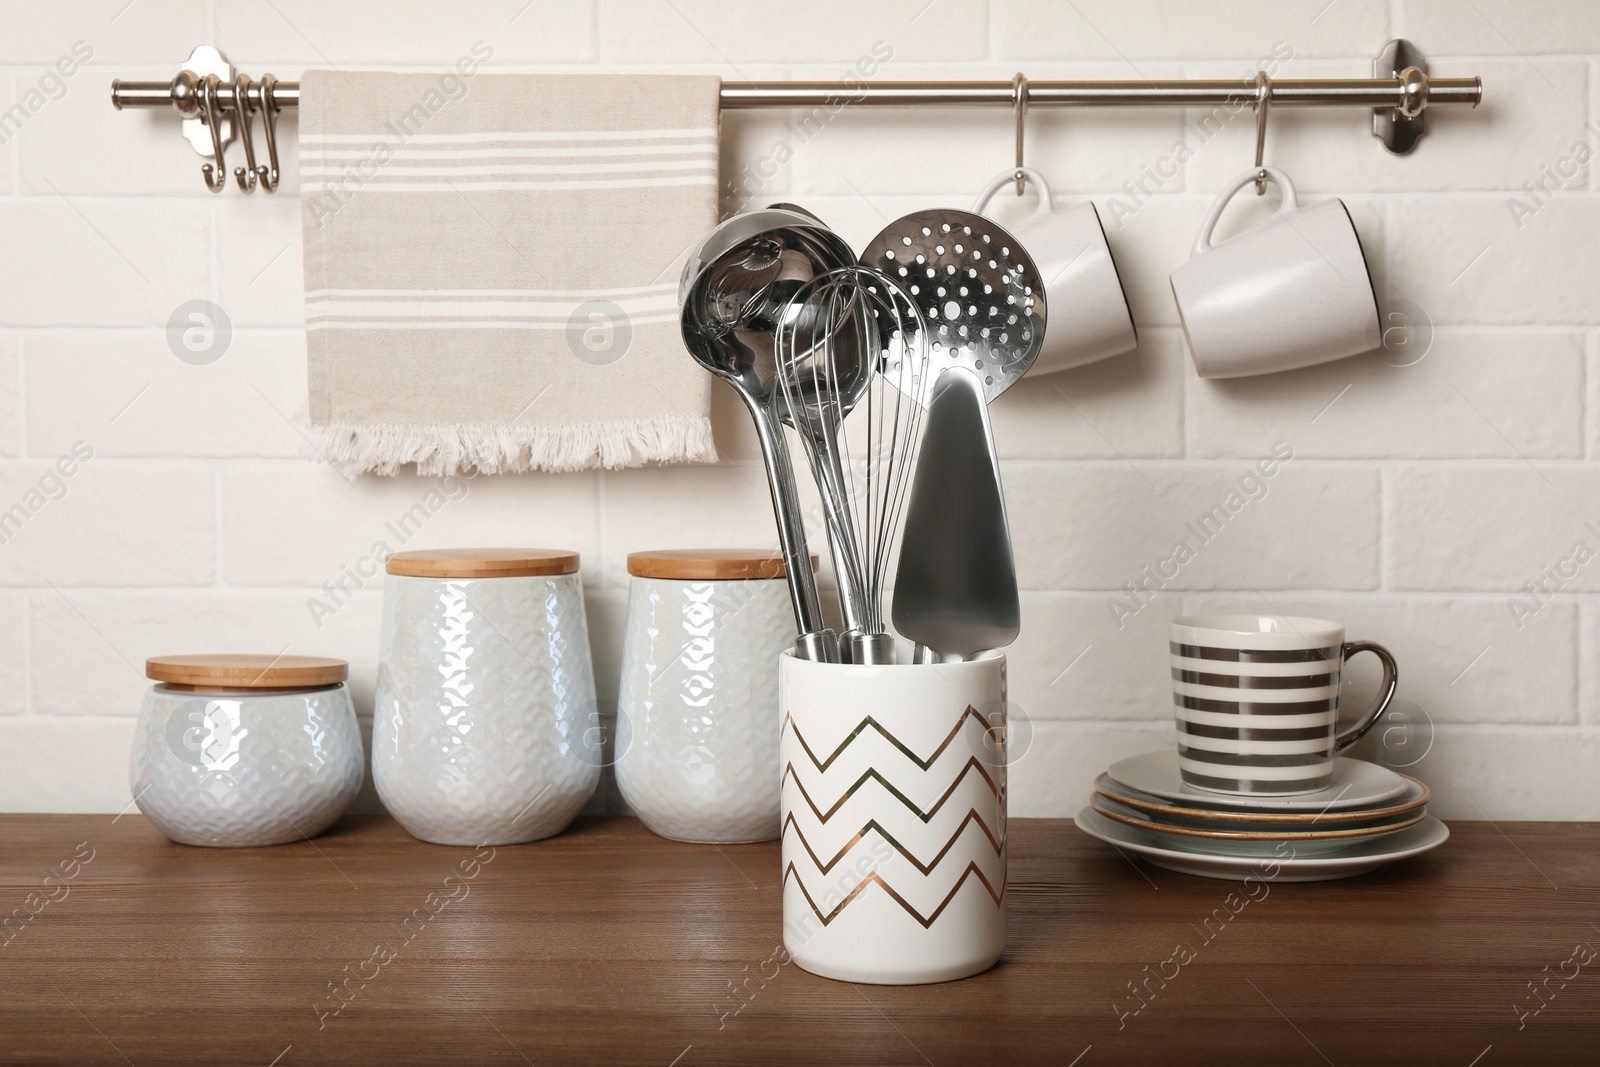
[{"left": 679, "top": 209, "right": 857, "bottom": 662}]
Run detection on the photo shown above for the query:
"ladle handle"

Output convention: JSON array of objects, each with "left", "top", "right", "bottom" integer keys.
[{"left": 752, "top": 406, "right": 839, "bottom": 662}]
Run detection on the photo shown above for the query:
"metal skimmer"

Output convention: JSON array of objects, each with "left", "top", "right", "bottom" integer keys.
[{"left": 860, "top": 209, "right": 1047, "bottom": 662}]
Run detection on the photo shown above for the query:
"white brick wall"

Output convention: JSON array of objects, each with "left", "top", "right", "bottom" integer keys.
[{"left": 1, "top": 0, "right": 1595, "bottom": 820}]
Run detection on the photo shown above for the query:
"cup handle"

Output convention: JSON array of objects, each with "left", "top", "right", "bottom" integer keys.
[
  {"left": 971, "top": 166, "right": 1055, "bottom": 223},
  {"left": 1333, "top": 640, "right": 1398, "bottom": 754},
  {"left": 1190, "top": 166, "right": 1299, "bottom": 258}
]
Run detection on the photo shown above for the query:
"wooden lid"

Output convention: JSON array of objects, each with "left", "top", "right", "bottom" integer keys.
[
  {"left": 146, "top": 654, "right": 348, "bottom": 691},
  {"left": 627, "top": 549, "right": 814, "bottom": 581},
  {"left": 386, "top": 548, "right": 580, "bottom": 578}
]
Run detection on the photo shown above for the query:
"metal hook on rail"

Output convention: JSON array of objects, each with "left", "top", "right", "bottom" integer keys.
[
  {"left": 198, "top": 74, "right": 228, "bottom": 193},
  {"left": 1012, "top": 73, "right": 1028, "bottom": 196},
  {"left": 232, "top": 74, "right": 259, "bottom": 193},
  {"left": 1252, "top": 70, "right": 1273, "bottom": 196},
  {"left": 255, "top": 74, "right": 282, "bottom": 193}
]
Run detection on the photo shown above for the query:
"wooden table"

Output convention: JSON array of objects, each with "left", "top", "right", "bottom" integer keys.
[{"left": 2, "top": 815, "right": 1596, "bottom": 1065}]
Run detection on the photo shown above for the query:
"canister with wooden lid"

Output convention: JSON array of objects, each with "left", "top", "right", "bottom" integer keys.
[
  {"left": 373, "top": 548, "right": 598, "bottom": 846},
  {"left": 615, "top": 549, "right": 801, "bottom": 843},
  {"left": 130, "top": 654, "right": 362, "bottom": 847}
]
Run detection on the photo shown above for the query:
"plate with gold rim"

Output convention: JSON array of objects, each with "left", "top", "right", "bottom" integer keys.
[
  {"left": 1075, "top": 808, "right": 1450, "bottom": 882},
  {"left": 1107, "top": 750, "right": 1408, "bottom": 812},
  {"left": 1088, "top": 794, "right": 1428, "bottom": 857},
  {"left": 1094, "top": 772, "right": 1430, "bottom": 827}
]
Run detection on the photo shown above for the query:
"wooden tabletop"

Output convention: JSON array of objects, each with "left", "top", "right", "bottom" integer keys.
[{"left": 1, "top": 816, "right": 1596, "bottom": 1066}]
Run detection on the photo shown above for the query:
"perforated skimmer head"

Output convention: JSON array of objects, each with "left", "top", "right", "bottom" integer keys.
[{"left": 859, "top": 208, "right": 1047, "bottom": 406}]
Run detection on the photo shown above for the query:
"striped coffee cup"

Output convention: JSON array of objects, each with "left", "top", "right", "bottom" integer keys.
[{"left": 1170, "top": 615, "right": 1397, "bottom": 796}]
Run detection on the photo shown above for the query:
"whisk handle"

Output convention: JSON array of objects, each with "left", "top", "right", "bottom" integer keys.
[{"left": 847, "top": 632, "right": 897, "bottom": 665}]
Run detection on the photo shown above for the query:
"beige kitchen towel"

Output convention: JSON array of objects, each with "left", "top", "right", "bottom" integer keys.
[{"left": 300, "top": 71, "right": 720, "bottom": 474}]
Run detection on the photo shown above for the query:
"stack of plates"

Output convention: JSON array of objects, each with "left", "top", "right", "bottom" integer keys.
[{"left": 1075, "top": 751, "right": 1450, "bottom": 882}]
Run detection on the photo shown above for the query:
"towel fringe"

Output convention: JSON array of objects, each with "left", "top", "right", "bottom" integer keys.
[{"left": 308, "top": 417, "right": 717, "bottom": 476}]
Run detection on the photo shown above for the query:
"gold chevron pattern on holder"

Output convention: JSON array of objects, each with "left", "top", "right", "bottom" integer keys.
[
  {"left": 783, "top": 860, "right": 1004, "bottom": 929},
  {"left": 782, "top": 708, "right": 1006, "bottom": 929},
  {"left": 782, "top": 757, "right": 1000, "bottom": 823},
  {"left": 782, "top": 705, "right": 1001, "bottom": 773},
  {"left": 782, "top": 809, "right": 1002, "bottom": 876}
]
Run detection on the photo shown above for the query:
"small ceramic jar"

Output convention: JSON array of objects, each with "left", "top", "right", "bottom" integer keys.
[
  {"left": 615, "top": 549, "right": 799, "bottom": 843},
  {"left": 374, "top": 548, "right": 599, "bottom": 846},
  {"left": 130, "top": 654, "right": 363, "bottom": 848}
]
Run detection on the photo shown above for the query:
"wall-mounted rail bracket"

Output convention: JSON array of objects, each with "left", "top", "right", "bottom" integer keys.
[
  {"left": 1374, "top": 39, "right": 1433, "bottom": 154},
  {"left": 171, "top": 44, "right": 235, "bottom": 157}
]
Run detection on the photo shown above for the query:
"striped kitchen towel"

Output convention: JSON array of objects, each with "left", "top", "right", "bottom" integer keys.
[{"left": 299, "top": 71, "right": 721, "bottom": 474}]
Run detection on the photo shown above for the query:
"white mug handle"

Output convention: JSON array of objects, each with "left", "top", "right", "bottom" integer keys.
[
  {"left": 1191, "top": 166, "right": 1299, "bottom": 258},
  {"left": 971, "top": 166, "right": 1055, "bottom": 222}
]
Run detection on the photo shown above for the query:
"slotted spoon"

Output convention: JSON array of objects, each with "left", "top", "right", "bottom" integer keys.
[{"left": 859, "top": 209, "right": 1047, "bottom": 662}]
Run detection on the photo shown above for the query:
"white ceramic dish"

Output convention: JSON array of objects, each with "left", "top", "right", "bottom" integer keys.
[
  {"left": 1107, "top": 751, "right": 1407, "bottom": 812},
  {"left": 1095, "top": 773, "right": 1430, "bottom": 828},
  {"left": 1075, "top": 809, "right": 1450, "bottom": 882},
  {"left": 1088, "top": 794, "right": 1426, "bottom": 858}
]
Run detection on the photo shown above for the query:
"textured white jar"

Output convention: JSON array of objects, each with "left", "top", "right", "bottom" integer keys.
[
  {"left": 615, "top": 550, "right": 797, "bottom": 844},
  {"left": 374, "top": 548, "right": 599, "bottom": 846},
  {"left": 130, "top": 655, "right": 362, "bottom": 848},
  {"left": 780, "top": 652, "right": 1008, "bottom": 984}
]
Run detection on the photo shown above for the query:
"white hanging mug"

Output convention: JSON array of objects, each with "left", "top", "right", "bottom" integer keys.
[
  {"left": 1170, "top": 166, "right": 1381, "bottom": 379},
  {"left": 972, "top": 167, "right": 1137, "bottom": 376}
]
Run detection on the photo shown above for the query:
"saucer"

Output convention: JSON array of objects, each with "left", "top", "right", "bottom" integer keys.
[
  {"left": 1074, "top": 808, "right": 1450, "bottom": 882},
  {"left": 1088, "top": 794, "right": 1427, "bottom": 857},
  {"left": 1094, "top": 773, "right": 1430, "bottom": 827},
  {"left": 1106, "top": 750, "right": 1408, "bottom": 812}
]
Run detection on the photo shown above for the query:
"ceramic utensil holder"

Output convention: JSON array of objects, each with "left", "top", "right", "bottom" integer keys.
[
  {"left": 131, "top": 655, "right": 362, "bottom": 848},
  {"left": 374, "top": 548, "right": 599, "bottom": 846},
  {"left": 615, "top": 550, "right": 799, "bottom": 844},
  {"left": 779, "top": 652, "right": 1007, "bottom": 985}
]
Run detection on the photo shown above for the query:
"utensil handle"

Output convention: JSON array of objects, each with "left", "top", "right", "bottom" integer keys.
[
  {"left": 813, "top": 441, "right": 868, "bottom": 636},
  {"left": 752, "top": 411, "right": 836, "bottom": 660},
  {"left": 848, "top": 633, "right": 896, "bottom": 665},
  {"left": 1333, "top": 640, "right": 1398, "bottom": 753}
]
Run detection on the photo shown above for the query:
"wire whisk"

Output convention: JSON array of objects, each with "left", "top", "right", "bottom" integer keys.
[{"left": 777, "top": 266, "right": 930, "bottom": 664}]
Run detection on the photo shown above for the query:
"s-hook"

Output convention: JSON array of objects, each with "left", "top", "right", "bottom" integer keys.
[
  {"left": 198, "top": 73, "right": 228, "bottom": 193},
  {"left": 232, "top": 73, "right": 259, "bottom": 193},
  {"left": 1252, "top": 70, "right": 1272, "bottom": 195},
  {"left": 255, "top": 74, "right": 282, "bottom": 192},
  {"left": 1012, "top": 72, "right": 1028, "bottom": 195}
]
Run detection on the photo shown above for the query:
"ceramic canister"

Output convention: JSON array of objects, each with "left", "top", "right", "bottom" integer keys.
[
  {"left": 130, "top": 654, "right": 363, "bottom": 847},
  {"left": 779, "top": 652, "right": 1008, "bottom": 985},
  {"left": 374, "top": 548, "right": 599, "bottom": 846},
  {"left": 615, "top": 549, "right": 800, "bottom": 844}
]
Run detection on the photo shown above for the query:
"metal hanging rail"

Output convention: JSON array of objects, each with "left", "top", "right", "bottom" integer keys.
[
  {"left": 720, "top": 78, "right": 1478, "bottom": 109},
  {"left": 112, "top": 76, "right": 1484, "bottom": 111},
  {"left": 110, "top": 40, "right": 1482, "bottom": 193}
]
